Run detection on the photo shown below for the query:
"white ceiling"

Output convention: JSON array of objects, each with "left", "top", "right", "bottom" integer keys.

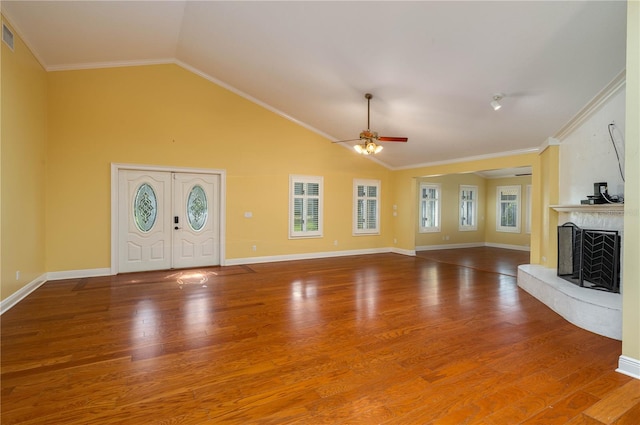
[{"left": 1, "top": 1, "right": 627, "bottom": 170}]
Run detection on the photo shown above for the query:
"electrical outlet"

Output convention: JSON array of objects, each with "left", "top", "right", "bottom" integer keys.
[
  {"left": 252, "top": 245, "right": 257, "bottom": 252},
  {"left": 334, "top": 240, "right": 338, "bottom": 246},
  {"left": 16, "top": 271, "right": 20, "bottom": 280}
]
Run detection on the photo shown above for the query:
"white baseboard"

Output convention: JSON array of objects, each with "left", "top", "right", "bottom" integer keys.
[
  {"left": 416, "top": 242, "right": 484, "bottom": 251},
  {"left": 1, "top": 268, "right": 112, "bottom": 315},
  {"left": 484, "top": 242, "right": 531, "bottom": 252},
  {"left": 1, "top": 273, "right": 47, "bottom": 315},
  {"left": 225, "top": 247, "right": 405, "bottom": 266},
  {"left": 617, "top": 355, "right": 640, "bottom": 379},
  {"left": 46, "top": 267, "right": 112, "bottom": 281},
  {"left": 390, "top": 247, "right": 416, "bottom": 256},
  {"left": 416, "top": 242, "right": 530, "bottom": 252}
]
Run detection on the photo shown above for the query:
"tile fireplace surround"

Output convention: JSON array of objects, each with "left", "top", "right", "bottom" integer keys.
[{"left": 517, "top": 204, "right": 623, "bottom": 340}]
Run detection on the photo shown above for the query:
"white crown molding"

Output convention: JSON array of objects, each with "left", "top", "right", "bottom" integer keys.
[
  {"left": 392, "top": 147, "right": 540, "bottom": 171},
  {"left": 554, "top": 69, "right": 626, "bottom": 141},
  {"left": 46, "top": 58, "right": 175, "bottom": 72},
  {"left": 174, "top": 60, "right": 339, "bottom": 140},
  {"left": 539, "top": 137, "right": 560, "bottom": 155}
]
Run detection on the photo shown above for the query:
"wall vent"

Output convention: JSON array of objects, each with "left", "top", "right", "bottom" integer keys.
[{"left": 2, "top": 23, "right": 15, "bottom": 51}]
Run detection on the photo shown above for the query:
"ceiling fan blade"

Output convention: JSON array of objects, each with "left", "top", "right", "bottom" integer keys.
[{"left": 378, "top": 136, "right": 408, "bottom": 142}]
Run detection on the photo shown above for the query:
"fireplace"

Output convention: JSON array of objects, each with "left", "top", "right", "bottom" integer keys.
[{"left": 557, "top": 222, "right": 620, "bottom": 293}]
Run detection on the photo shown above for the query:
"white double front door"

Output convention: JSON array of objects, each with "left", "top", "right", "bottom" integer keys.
[{"left": 118, "top": 170, "right": 220, "bottom": 273}]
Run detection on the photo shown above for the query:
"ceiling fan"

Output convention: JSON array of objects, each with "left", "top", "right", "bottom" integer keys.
[{"left": 335, "top": 93, "right": 408, "bottom": 155}]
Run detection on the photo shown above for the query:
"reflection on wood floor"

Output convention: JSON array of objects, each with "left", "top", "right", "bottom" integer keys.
[
  {"left": 2, "top": 249, "right": 638, "bottom": 424},
  {"left": 416, "top": 246, "right": 530, "bottom": 276}
]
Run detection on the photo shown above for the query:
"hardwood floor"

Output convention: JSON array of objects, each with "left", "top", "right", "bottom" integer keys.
[
  {"left": 2, "top": 249, "right": 638, "bottom": 424},
  {"left": 415, "top": 246, "right": 530, "bottom": 276}
]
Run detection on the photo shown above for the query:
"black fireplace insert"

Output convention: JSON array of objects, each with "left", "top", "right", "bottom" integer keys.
[{"left": 557, "top": 222, "right": 620, "bottom": 293}]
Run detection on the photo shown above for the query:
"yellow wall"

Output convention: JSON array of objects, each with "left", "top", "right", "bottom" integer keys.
[
  {"left": 415, "top": 173, "right": 487, "bottom": 247},
  {"left": 536, "top": 145, "right": 559, "bottom": 267},
  {"left": 45, "top": 64, "right": 392, "bottom": 271},
  {"left": 484, "top": 175, "right": 532, "bottom": 248},
  {"left": 622, "top": 0, "right": 640, "bottom": 366},
  {"left": 0, "top": 18, "right": 47, "bottom": 300}
]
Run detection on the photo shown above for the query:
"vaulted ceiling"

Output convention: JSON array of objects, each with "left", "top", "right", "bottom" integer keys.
[{"left": 1, "top": 1, "right": 627, "bottom": 169}]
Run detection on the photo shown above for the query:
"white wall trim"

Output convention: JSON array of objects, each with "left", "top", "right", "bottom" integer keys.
[
  {"left": 416, "top": 242, "right": 530, "bottom": 252},
  {"left": 47, "top": 268, "right": 112, "bottom": 281},
  {"left": 0, "top": 273, "right": 48, "bottom": 315},
  {"left": 47, "top": 58, "right": 175, "bottom": 72},
  {"left": 416, "top": 242, "right": 485, "bottom": 251},
  {"left": 393, "top": 147, "right": 540, "bottom": 171},
  {"left": 539, "top": 137, "right": 560, "bottom": 155},
  {"left": 225, "top": 247, "right": 403, "bottom": 266},
  {"left": 484, "top": 242, "right": 531, "bottom": 252},
  {"left": 554, "top": 69, "right": 626, "bottom": 141},
  {"left": 174, "top": 60, "right": 337, "bottom": 141},
  {"left": 390, "top": 247, "right": 416, "bottom": 256},
  {"left": 616, "top": 355, "right": 640, "bottom": 380},
  {"left": 110, "top": 163, "right": 227, "bottom": 274}
]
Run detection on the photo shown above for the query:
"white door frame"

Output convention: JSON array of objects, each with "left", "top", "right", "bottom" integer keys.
[{"left": 111, "top": 163, "right": 226, "bottom": 274}]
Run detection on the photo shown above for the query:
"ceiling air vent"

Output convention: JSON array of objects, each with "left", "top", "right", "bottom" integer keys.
[{"left": 2, "top": 23, "right": 15, "bottom": 50}]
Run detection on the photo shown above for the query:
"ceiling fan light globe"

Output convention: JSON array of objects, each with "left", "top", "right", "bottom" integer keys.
[
  {"left": 374, "top": 144, "right": 383, "bottom": 153},
  {"left": 354, "top": 144, "right": 364, "bottom": 154},
  {"left": 491, "top": 100, "right": 502, "bottom": 111}
]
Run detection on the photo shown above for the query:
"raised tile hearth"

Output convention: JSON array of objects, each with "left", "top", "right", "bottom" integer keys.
[{"left": 518, "top": 264, "right": 622, "bottom": 340}]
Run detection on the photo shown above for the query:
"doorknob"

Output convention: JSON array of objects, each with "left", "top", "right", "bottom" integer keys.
[{"left": 174, "top": 226, "right": 181, "bottom": 230}]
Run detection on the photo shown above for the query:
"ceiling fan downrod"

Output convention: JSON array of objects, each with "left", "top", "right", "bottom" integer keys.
[{"left": 365, "top": 93, "right": 372, "bottom": 131}]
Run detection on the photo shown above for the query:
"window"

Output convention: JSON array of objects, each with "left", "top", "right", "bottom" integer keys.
[
  {"left": 459, "top": 185, "right": 478, "bottom": 231},
  {"left": 289, "top": 175, "right": 323, "bottom": 238},
  {"left": 419, "top": 183, "right": 440, "bottom": 233},
  {"left": 496, "top": 185, "right": 521, "bottom": 233},
  {"left": 354, "top": 179, "right": 380, "bottom": 234}
]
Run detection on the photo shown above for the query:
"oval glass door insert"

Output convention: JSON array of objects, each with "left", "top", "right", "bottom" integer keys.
[
  {"left": 187, "top": 185, "right": 208, "bottom": 231},
  {"left": 134, "top": 183, "right": 158, "bottom": 232}
]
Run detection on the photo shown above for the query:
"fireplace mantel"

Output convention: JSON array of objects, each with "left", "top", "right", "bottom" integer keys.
[{"left": 550, "top": 204, "right": 624, "bottom": 214}]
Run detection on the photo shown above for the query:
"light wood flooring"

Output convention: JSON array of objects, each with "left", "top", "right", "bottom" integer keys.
[{"left": 2, "top": 247, "right": 638, "bottom": 424}]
